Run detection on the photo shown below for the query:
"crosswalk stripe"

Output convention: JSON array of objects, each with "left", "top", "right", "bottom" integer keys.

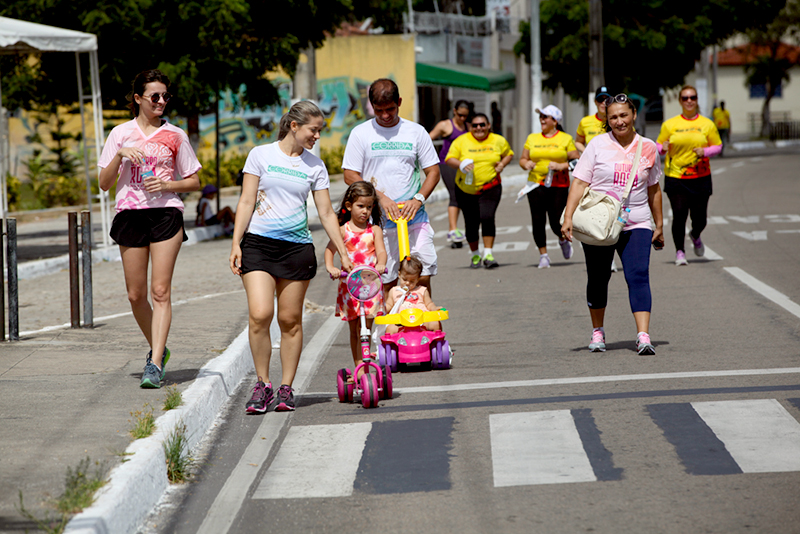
[
  {"left": 252, "top": 422, "right": 372, "bottom": 499},
  {"left": 692, "top": 399, "right": 800, "bottom": 473},
  {"left": 490, "top": 411, "right": 596, "bottom": 487}
]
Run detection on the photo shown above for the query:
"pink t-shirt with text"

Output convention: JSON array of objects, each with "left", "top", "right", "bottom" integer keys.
[
  {"left": 98, "top": 119, "right": 202, "bottom": 213},
  {"left": 572, "top": 132, "right": 662, "bottom": 231}
]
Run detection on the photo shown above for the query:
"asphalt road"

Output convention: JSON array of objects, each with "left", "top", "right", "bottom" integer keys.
[{"left": 141, "top": 151, "right": 800, "bottom": 534}]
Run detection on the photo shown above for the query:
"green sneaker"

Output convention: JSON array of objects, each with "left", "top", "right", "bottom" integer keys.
[
  {"left": 470, "top": 254, "right": 482, "bottom": 269},
  {"left": 483, "top": 254, "right": 499, "bottom": 269}
]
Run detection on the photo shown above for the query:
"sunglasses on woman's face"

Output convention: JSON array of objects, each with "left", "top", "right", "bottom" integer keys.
[
  {"left": 604, "top": 94, "right": 629, "bottom": 106},
  {"left": 471, "top": 122, "right": 487, "bottom": 128},
  {"left": 680, "top": 94, "right": 698, "bottom": 102},
  {"left": 141, "top": 92, "right": 172, "bottom": 104}
]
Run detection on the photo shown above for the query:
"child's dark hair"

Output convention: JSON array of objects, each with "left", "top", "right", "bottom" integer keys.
[
  {"left": 337, "top": 181, "right": 382, "bottom": 227},
  {"left": 399, "top": 255, "right": 423, "bottom": 277}
]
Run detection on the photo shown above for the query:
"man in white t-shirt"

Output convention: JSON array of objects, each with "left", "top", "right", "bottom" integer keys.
[{"left": 343, "top": 78, "right": 441, "bottom": 295}]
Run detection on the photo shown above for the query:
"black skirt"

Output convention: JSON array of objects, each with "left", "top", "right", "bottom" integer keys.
[{"left": 240, "top": 233, "right": 317, "bottom": 280}]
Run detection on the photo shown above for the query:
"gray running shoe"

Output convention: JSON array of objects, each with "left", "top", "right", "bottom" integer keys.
[
  {"left": 246, "top": 380, "right": 273, "bottom": 414},
  {"left": 140, "top": 361, "right": 162, "bottom": 388}
]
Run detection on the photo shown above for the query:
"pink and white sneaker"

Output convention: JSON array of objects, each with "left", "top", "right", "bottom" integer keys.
[
  {"left": 588, "top": 329, "right": 606, "bottom": 352},
  {"left": 675, "top": 250, "right": 688, "bottom": 266},
  {"left": 637, "top": 333, "right": 656, "bottom": 355}
]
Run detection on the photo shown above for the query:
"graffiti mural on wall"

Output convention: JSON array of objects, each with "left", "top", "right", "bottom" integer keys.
[{"left": 317, "top": 77, "right": 373, "bottom": 144}]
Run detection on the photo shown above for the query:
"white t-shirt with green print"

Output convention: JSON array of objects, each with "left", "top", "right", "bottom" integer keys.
[
  {"left": 243, "top": 142, "right": 329, "bottom": 244},
  {"left": 342, "top": 118, "right": 439, "bottom": 228}
]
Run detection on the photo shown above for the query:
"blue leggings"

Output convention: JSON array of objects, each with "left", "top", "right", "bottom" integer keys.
[{"left": 582, "top": 229, "right": 652, "bottom": 312}]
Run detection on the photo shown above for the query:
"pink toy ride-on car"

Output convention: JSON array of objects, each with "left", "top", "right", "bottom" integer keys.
[{"left": 375, "top": 307, "right": 451, "bottom": 372}]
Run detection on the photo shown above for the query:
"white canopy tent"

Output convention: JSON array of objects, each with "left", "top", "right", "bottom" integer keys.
[{"left": 0, "top": 16, "right": 110, "bottom": 246}]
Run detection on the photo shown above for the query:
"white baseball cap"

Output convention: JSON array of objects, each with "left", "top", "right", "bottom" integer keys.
[{"left": 535, "top": 105, "right": 563, "bottom": 124}]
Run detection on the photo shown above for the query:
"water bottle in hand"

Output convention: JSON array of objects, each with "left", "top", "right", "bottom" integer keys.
[
  {"left": 544, "top": 169, "right": 554, "bottom": 188},
  {"left": 142, "top": 156, "right": 161, "bottom": 200}
]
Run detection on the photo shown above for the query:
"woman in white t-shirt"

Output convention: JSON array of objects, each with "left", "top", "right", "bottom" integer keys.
[
  {"left": 561, "top": 94, "right": 664, "bottom": 356},
  {"left": 98, "top": 69, "right": 201, "bottom": 389},
  {"left": 229, "top": 101, "right": 352, "bottom": 414}
]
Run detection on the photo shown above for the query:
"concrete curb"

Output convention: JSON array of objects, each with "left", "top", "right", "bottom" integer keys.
[{"left": 64, "top": 328, "right": 254, "bottom": 534}]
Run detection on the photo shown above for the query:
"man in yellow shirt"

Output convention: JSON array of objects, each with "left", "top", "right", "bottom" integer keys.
[
  {"left": 712, "top": 101, "right": 731, "bottom": 156},
  {"left": 575, "top": 86, "right": 611, "bottom": 154}
]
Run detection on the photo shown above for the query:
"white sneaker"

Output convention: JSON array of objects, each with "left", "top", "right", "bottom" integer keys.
[
  {"left": 559, "top": 238, "right": 573, "bottom": 259},
  {"left": 538, "top": 254, "right": 550, "bottom": 269},
  {"left": 675, "top": 250, "right": 688, "bottom": 266}
]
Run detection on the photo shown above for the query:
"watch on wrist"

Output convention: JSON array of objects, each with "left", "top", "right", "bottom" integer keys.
[{"left": 413, "top": 193, "right": 426, "bottom": 205}]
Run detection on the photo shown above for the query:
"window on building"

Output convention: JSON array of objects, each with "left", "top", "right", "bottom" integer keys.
[{"left": 749, "top": 83, "right": 783, "bottom": 98}]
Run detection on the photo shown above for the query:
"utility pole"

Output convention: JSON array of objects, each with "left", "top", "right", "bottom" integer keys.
[
  {"left": 530, "top": 0, "right": 542, "bottom": 134},
  {"left": 588, "top": 0, "right": 604, "bottom": 109}
]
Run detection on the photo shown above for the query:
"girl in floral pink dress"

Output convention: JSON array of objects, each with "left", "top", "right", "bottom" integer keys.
[{"left": 325, "top": 182, "right": 387, "bottom": 378}]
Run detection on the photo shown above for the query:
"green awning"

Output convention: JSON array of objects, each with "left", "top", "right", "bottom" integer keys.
[{"left": 416, "top": 62, "right": 516, "bottom": 92}]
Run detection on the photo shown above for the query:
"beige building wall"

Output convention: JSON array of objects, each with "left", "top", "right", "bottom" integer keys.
[
  {"left": 316, "top": 34, "right": 417, "bottom": 149},
  {"left": 664, "top": 65, "right": 800, "bottom": 137}
]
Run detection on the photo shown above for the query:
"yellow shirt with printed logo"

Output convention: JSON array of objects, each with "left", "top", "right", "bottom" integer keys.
[
  {"left": 577, "top": 114, "right": 605, "bottom": 146},
  {"left": 446, "top": 132, "right": 513, "bottom": 195},
  {"left": 657, "top": 115, "right": 721, "bottom": 179},
  {"left": 522, "top": 131, "right": 577, "bottom": 187}
]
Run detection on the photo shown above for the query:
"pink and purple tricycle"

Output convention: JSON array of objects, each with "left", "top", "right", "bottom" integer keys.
[
  {"left": 335, "top": 266, "right": 393, "bottom": 408},
  {"left": 374, "top": 304, "right": 451, "bottom": 372}
]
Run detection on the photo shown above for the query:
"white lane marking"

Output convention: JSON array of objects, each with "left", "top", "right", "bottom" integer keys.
[
  {"left": 715, "top": 168, "right": 727, "bottom": 174},
  {"left": 732, "top": 231, "right": 768, "bottom": 241},
  {"left": 702, "top": 246, "right": 724, "bottom": 260},
  {"left": 493, "top": 241, "right": 531, "bottom": 252},
  {"left": 692, "top": 399, "right": 800, "bottom": 473},
  {"left": 776, "top": 229, "right": 800, "bottom": 234},
  {"left": 727, "top": 215, "right": 759, "bottom": 224},
  {"left": 766, "top": 214, "right": 800, "bottom": 223},
  {"left": 724, "top": 267, "right": 800, "bottom": 319},
  {"left": 750, "top": 157, "right": 764, "bottom": 162},
  {"left": 303, "top": 367, "right": 800, "bottom": 398},
  {"left": 196, "top": 313, "right": 345, "bottom": 534},
  {"left": 707, "top": 216, "right": 729, "bottom": 225},
  {"left": 732, "top": 161, "right": 746, "bottom": 168},
  {"left": 252, "top": 423, "right": 372, "bottom": 499},
  {"left": 490, "top": 411, "right": 595, "bottom": 486},
  {"left": 18, "top": 290, "right": 245, "bottom": 337},
  {"left": 495, "top": 225, "right": 524, "bottom": 235},
  {"left": 433, "top": 212, "right": 448, "bottom": 221}
]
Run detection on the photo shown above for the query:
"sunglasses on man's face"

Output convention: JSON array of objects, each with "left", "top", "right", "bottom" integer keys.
[
  {"left": 680, "top": 94, "right": 698, "bottom": 102},
  {"left": 471, "top": 122, "right": 487, "bottom": 128},
  {"left": 141, "top": 92, "right": 172, "bottom": 104}
]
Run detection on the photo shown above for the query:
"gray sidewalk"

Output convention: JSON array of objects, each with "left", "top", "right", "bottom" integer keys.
[{"left": 0, "top": 178, "right": 358, "bottom": 533}]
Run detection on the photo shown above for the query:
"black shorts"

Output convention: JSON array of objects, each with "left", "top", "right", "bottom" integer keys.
[
  {"left": 240, "top": 233, "right": 317, "bottom": 280},
  {"left": 110, "top": 208, "right": 187, "bottom": 248}
]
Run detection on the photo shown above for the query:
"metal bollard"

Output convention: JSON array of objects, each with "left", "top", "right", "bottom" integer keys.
[
  {"left": 81, "top": 211, "right": 93, "bottom": 328},
  {"left": 6, "top": 218, "right": 19, "bottom": 341},
  {"left": 68, "top": 212, "right": 80, "bottom": 328}
]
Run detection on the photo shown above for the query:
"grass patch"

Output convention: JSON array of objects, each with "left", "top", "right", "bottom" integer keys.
[
  {"left": 16, "top": 456, "right": 107, "bottom": 534},
  {"left": 164, "top": 423, "right": 192, "bottom": 483},
  {"left": 129, "top": 403, "right": 156, "bottom": 439},
  {"left": 162, "top": 385, "right": 183, "bottom": 411}
]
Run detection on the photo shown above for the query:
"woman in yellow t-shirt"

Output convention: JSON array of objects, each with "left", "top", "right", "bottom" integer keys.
[
  {"left": 656, "top": 85, "right": 722, "bottom": 266},
  {"left": 519, "top": 105, "right": 580, "bottom": 269},
  {"left": 445, "top": 113, "right": 513, "bottom": 269}
]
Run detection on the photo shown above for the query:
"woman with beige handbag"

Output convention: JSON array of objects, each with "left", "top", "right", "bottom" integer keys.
[{"left": 561, "top": 95, "right": 664, "bottom": 356}]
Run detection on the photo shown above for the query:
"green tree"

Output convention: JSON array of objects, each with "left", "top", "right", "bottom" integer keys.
[
  {"left": 514, "top": 0, "right": 786, "bottom": 102},
  {"left": 743, "top": 0, "right": 800, "bottom": 137},
  {"left": 0, "top": 0, "right": 353, "bottom": 129}
]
